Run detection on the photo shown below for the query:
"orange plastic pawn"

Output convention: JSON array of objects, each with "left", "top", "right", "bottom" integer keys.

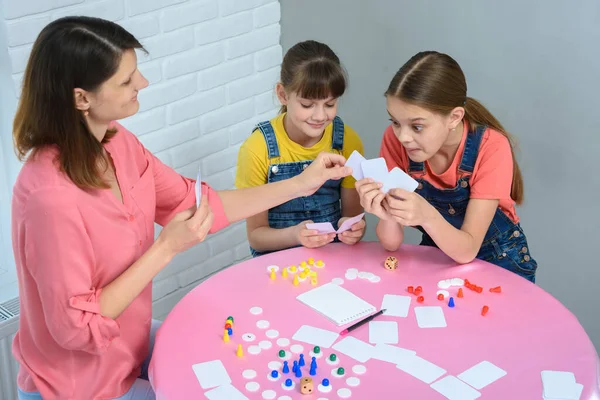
[
  {"left": 236, "top": 344, "right": 243, "bottom": 357},
  {"left": 481, "top": 305, "right": 489, "bottom": 316},
  {"left": 417, "top": 296, "right": 424, "bottom": 303},
  {"left": 464, "top": 279, "right": 470, "bottom": 286},
  {"left": 457, "top": 288, "right": 464, "bottom": 298},
  {"left": 437, "top": 293, "right": 444, "bottom": 301},
  {"left": 490, "top": 286, "right": 502, "bottom": 293},
  {"left": 407, "top": 286, "right": 414, "bottom": 293},
  {"left": 476, "top": 286, "right": 483, "bottom": 293},
  {"left": 414, "top": 286, "right": 423, "bottom": 296}
]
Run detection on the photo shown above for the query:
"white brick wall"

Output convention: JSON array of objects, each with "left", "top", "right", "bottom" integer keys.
[{"left": 0, "top": 0, "right": 283, "bottom": 318}]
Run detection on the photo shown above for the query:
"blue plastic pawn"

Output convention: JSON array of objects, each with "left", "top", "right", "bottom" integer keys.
[
  {"left": 322, "top": 378, "right": 330, "bottom": 387},
  {"left": 227, "top": 328, "right": 233, "bottom": 335},
  {"left": 292, "top": 360, "right": 298, "bottom": 373},
  {"left": 285, "top": 378, "right": 293, "bottom": 387},
  {"left": 282, "top": 361, "right": 289, "bottom": 374},
  {"left": 298, "top": 354, "right": 305, "bottom": 367},
  {"left": 295, "top": 366, "right": 302, "bottom": 378},
  {"left": 271, "top": 370, "right": 278, "bottom": 379},
  {"left": 310, "top": 356, "right": 317, "bottom": 369},
  {"left": 448, "top": 297, "right": 455, "bottom": 308},
  {"left": 309, "top": 365, "right": 316, "bottom": 376}
]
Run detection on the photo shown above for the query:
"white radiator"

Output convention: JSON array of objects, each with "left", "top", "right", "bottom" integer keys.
[{"left": 0, "top": 298, "right": 20, "bottom": 400}]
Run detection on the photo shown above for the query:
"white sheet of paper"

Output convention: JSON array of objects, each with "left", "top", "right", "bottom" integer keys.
[
  {"left": 396, "top": 355, "right": 447, "bottom": 384},
  {"left": 346, "top": 150, "right": 366, "bottom": 180},
  {"left": 430, "top": 375, "right": 482, "bottom": 400},
  {"left": 332, "top": 336, "right": 374, "bottom": 363},
  {"left": 305, "top": 222, "right": 336, "bottom": 234},
  {"left": 457, "top": 361, "right": 507, "bottom": 390},
  {"left": 204, "top": 384, "right": 249, "bottom": 400},
  {"left": 368, "top": 321, "right": 399, "bottom": 344},
  {"left": 191, "top": 360, "right": 231, "bottom": 389},
  {"left": 371, "top": 343, "right": 416, "bottom": 364},
  {"left": 195, "top": 167, "right": 202, "bottom": 208},
  {"left": 414, "top": 306, "right": 447, "bottom": 328},
  {"left": 541, "top": 371, "right": 582, "bottom": 400},
  {"left": 381, "top": 294, "right": 411, "bottom": 318},
  {"left": 292, "top": 325, "right": 340, "bottom": 348},
  {"left": 337, "top": 213, "right": 365, "bottom": 233},
  {"left": 382, "top": 166, "right": 419, "bottom": 194},
  {"left": 361, "top": 157, "right": 388, "bottom": 182}
]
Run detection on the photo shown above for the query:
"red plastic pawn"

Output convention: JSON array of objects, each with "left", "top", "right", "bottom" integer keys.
[
  {"left": 490, "top": 286, "right": 502, "bottom": 293},
  {"left": 414, "top": 286, "right": 423, "bottom": 295},
  {"left": 476, "top": 286, "right": 483, "bottom": 293},
  {"left": 225, "top": 323, "right": 232, "bottom": 329},
  {"left": 437, "top": 293, "right": 444, "bottom": 301},
  {"left": 464, "top": 279, "right": 470, "bottom": 286},
  {"left": 417, "top": 296, "right": 424, "bottom": 303},
  {"left": 407, "top": 286, "right": 414, "bottom": 294},
  {"left": 481, "top": 305, "right": 489, "bottom": 316}
]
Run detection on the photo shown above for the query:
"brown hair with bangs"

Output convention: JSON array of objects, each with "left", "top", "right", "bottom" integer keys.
[
  {"left": 13, "top": 16, "right": 145, "bottom": 190},
  {"left": 279, "top": 40, "right": 347, "bottom": 114}
]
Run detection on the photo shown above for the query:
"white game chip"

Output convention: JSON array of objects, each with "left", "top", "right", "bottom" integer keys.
[
  {"left": 337, "top": 388, "right": 352, "bottom": 398},
  {"left": 290, "top": 344, "right": 304, "bottom": 354},
  {"left": 266, "top": 329, "right": 279, "bottom": 339},
  {"left": 331, "top": 278, "right": 344, "bottom": 285},
  {"left": 346, "top": 377, "right": 360, "bottom": 387},
  {"left": 246, "top": 382, "right": 260, "bottom": 392},
  {"left": 257, "top": 320, "right": 270, "bottom": 329},
  {"left": 242, "top": 369, "right": 257, "bottom": 379},
  {"left": 276, "top": 338, "right": 290, "bottom": 347},
  {"left": 242, "top": 333, "right": 256, "bottom": 342},
  {"left": 262, "top": 390, "right": 276, "bottom": 399},
  {"left": 259, "top": 340, "right": 272, "bottom": 350},
  {"left": 250, "top": 307, "right": 263, "bottom": 315},
  {"left": 248, "top": 345, "right": 261, "bottom": 355},
  {"left": 352, "top": 365, "right": 366, "bottom": 374}
]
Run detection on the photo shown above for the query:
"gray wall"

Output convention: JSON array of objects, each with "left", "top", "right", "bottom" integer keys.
[{"left": 281, "top": 0, "right": 600, "bottom": 351}]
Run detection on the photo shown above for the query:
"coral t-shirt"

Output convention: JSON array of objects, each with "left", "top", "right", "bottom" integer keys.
[{"left": 379, "top": 121, "right": 519, "bottom": 224}]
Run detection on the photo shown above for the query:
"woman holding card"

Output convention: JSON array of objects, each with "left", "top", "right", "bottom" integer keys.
[
  {"left": 357, "top": 51, "right": 538, "bottom": 282},
  {"left": 235, "top": 40, "right": 366, "bottom": 257},
  {"left": 11, "top": 17, "right": 350, "bottom": 400}
]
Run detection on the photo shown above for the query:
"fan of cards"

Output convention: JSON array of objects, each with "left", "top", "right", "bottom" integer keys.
[{"left": 346, "top": 150, "right": 419, "bottom": 193}]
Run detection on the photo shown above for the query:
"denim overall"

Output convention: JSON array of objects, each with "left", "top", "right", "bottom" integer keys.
[
  {"left": 408, "top": 125, "right": 538, "bottom": 282},
  {"left": 249, "top": 116, "right": 345, "bottom": 257}
]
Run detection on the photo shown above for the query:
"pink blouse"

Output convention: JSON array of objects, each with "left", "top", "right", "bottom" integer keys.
[{"left": 11, "top": 122, "right": 229, "bottom": 399}]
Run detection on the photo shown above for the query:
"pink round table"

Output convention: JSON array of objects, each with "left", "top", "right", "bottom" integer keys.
[{"left": 149, "top": 242, "right": 600, "bottom": 399}]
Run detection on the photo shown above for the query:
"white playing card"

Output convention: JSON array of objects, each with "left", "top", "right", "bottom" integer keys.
[
  {"left": 204, "top": 384, "right": 249, "bottom": 400},
  {"left": 305, "top": 222, "right": 336, "bottom": 234},
  {"left": 191, "top": 360, "right": 231, "bottom": 389},
  {"left": 381, "top": 294, "right": 411, "bottom": 318},
  {"left": 337, "top": 212, "right": 365, "bottom": 233},
  {"left": 368, "top": 321, "right": 399, "bottom": 344},
  {"left": 381, "top": 167, "right": 419, "bottom": 194},
  {"left": 457, "top": 361, "right": 507, "bottom": 390},
  {"left": 430, "top": 375, "right": 482, "bottom": 400},
  {"left": 361, "top": 157, "right": 388, "bottom": 182},
  {"left": 332, "top": 336, "right": 374, "bottom": 363},
  {"left": 396, "top": 354, "right": 447, "bottom": 384},
  {"left": 371, "top": 343, "right": 416, "bottom": 364},
  {"left": 414, "top": 306, "right": 447, "bottom": 328},
  {"left": 541, "top": 371, "right": 582, "bottom": 400},
  {"left": 195, "top": 167, "right": 202, "bottom": 207},
  {"left": 292, "top": 325, "right": 340, "bottom": 348},
  {"left": 345, "top": 150, "right": 366, "bottom": 180}
]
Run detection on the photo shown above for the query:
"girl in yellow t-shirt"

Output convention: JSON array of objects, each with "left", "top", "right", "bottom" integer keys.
[{"left": 235, "top": 40, "right": 365, "bottom": 257}]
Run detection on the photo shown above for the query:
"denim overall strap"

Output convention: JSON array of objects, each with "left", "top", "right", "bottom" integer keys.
[
  {"left": 458, "top": 124, "right": 486, "bottom": 174},
  {"left": 331, "top": 116, "right": 345, "bottom": 151},
  {"left": 407, "top": 158, "right": 425, "bottom": 174},
  {"left": 255, "top": 121, "right": 280, "bottom": 159}
]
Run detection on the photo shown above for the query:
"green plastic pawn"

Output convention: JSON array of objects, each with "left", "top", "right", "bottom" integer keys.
[
  {"left": 313, "top": 346, "right": 321, "bottom": 354},
  {"left": 227, "top": 316, "right": 234, "bottom": 322},
  {"left": 337, "top": 367, "right": 345, "bottom": 376},
  {"left": 278, "top": 350, "right": 286, "bottom": 358},
  {"left": 329, "top": 353, "right": 337, "bottom": 362}
]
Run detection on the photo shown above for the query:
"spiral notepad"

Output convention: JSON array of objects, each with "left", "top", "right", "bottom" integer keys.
[{"left": 296, "top": 283, "right": 376, "bottom": 326}]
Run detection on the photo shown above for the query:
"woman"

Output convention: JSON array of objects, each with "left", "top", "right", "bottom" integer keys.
[{"left": 11, "top": 16, "right": 350, "bottom": 399}]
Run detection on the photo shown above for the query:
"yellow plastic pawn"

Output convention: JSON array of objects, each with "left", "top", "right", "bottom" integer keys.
[
  {"left": 300, "top": 261, "right": 307, "bottom": 268},
  {"left": 316, "top": 260, "right": 324, "bottom": 268},
  {"left": 223, "top": 330, "right": 230, "bottom": 342},
  {"left": 293, "top": 274, "right": 299, "bottom": 286},
  {"left": 300, "top": 272, "right": 307, "bottom": 280},
  {"left": 308, "top": 257, "right": 315, "bottom": 265},
  {"left": 282, "top": 268, "right": 288, "bottom": 278},
  {"left": 311, "top": 277, "right": 318, "bottom": 286},
  {"left": 290, "top": 265, "right": 297, "bottom": 273},
  {"left": 270, "top": 269, "right": 276, "bottom": 280},
  {"left": 236, "top": 344, "right": 243, "bottom": 357}
]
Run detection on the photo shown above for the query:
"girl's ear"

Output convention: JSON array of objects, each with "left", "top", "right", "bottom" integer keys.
[
  {"left": 73, "top": 88, "right": 91, "bottom": 112},
  {"left": 275, "top": 83, "right": 288, "bottom": 106},
  {"left": 447, "top": 106, "right": 465, "bottom": 130}
]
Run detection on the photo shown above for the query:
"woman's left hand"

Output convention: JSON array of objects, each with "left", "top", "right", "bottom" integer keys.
[
  {"left": 384, "top": 188, "right": 435, "bottom": 227},
  {"left": 337, "top": 217, "right": 366, "bottom": 245},
  {"left": 295, "top": 152, "right": 350, "bottom": 197}
]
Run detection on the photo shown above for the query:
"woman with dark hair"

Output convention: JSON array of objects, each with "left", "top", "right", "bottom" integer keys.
[{"left": 11, "top": 16, "right": 350, "bottom": 399}]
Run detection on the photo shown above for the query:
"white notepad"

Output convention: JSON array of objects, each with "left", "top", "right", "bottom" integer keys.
[{"left": 296, "top": 283, "right": 376, "bottom": 326}]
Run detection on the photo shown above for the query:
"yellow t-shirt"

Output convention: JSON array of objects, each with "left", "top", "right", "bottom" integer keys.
[{"left": 235, "top": 113, "right": 364, "bottom": 189}]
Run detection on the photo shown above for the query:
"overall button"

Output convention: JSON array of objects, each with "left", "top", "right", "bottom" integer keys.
[
  {"left": 271, "top": 165, "right": 279, "bottom": 174},
  {"left": 460, "top": 180, "right": 468, "bottom": 188},
  {"left": 502, "top": 252, "right": 507, "bottom": 257},
  {"left": 448, "top": 206, "right": 456, "bottom": 215},
  {"left": 303, "top": 164, "right": 308, "bottom": 170},
  {"left": 417, "top": 183, "right": 423, "bottom": 190},
  {"left": 521, "top": 246, "right": 528, "bottom": 253},
  {"left": 513, "top": 230, "right": 520, "bottom": 237},
  {"left": 524, "top": 255, "right": 531, "bottom": 262}
]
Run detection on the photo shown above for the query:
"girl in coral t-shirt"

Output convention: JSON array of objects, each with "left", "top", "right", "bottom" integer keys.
[{"left": 357, "top": 51, "right": 538, "bottom": 282}]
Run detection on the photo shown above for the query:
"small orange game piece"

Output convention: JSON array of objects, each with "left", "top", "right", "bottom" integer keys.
[
  {"left": 481, "top": 305, "right": 489, "bottom": 316},
  {"left": 476, "top": 286, "right": 483, "bottom": 293},
  {"left": 417, "top": 296, "right": 424, "bottom": 303},
  {"left": 407, "top": 286, "right": 414, "bottom": 293},
  {"left": 414, "top": 286, "right": 422, "bottom": 295},
  {"left": 490, "top": 286, "right": 502, "bottom": 293},
  {"left": 464, "top": 279, "right": 470, "bottom": 286},
  {"left": 437, "top": 293, "right": 444, "bottom": 301},
  {"left": 457, "top": 288, "right": 464, "bottom": 298}
]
